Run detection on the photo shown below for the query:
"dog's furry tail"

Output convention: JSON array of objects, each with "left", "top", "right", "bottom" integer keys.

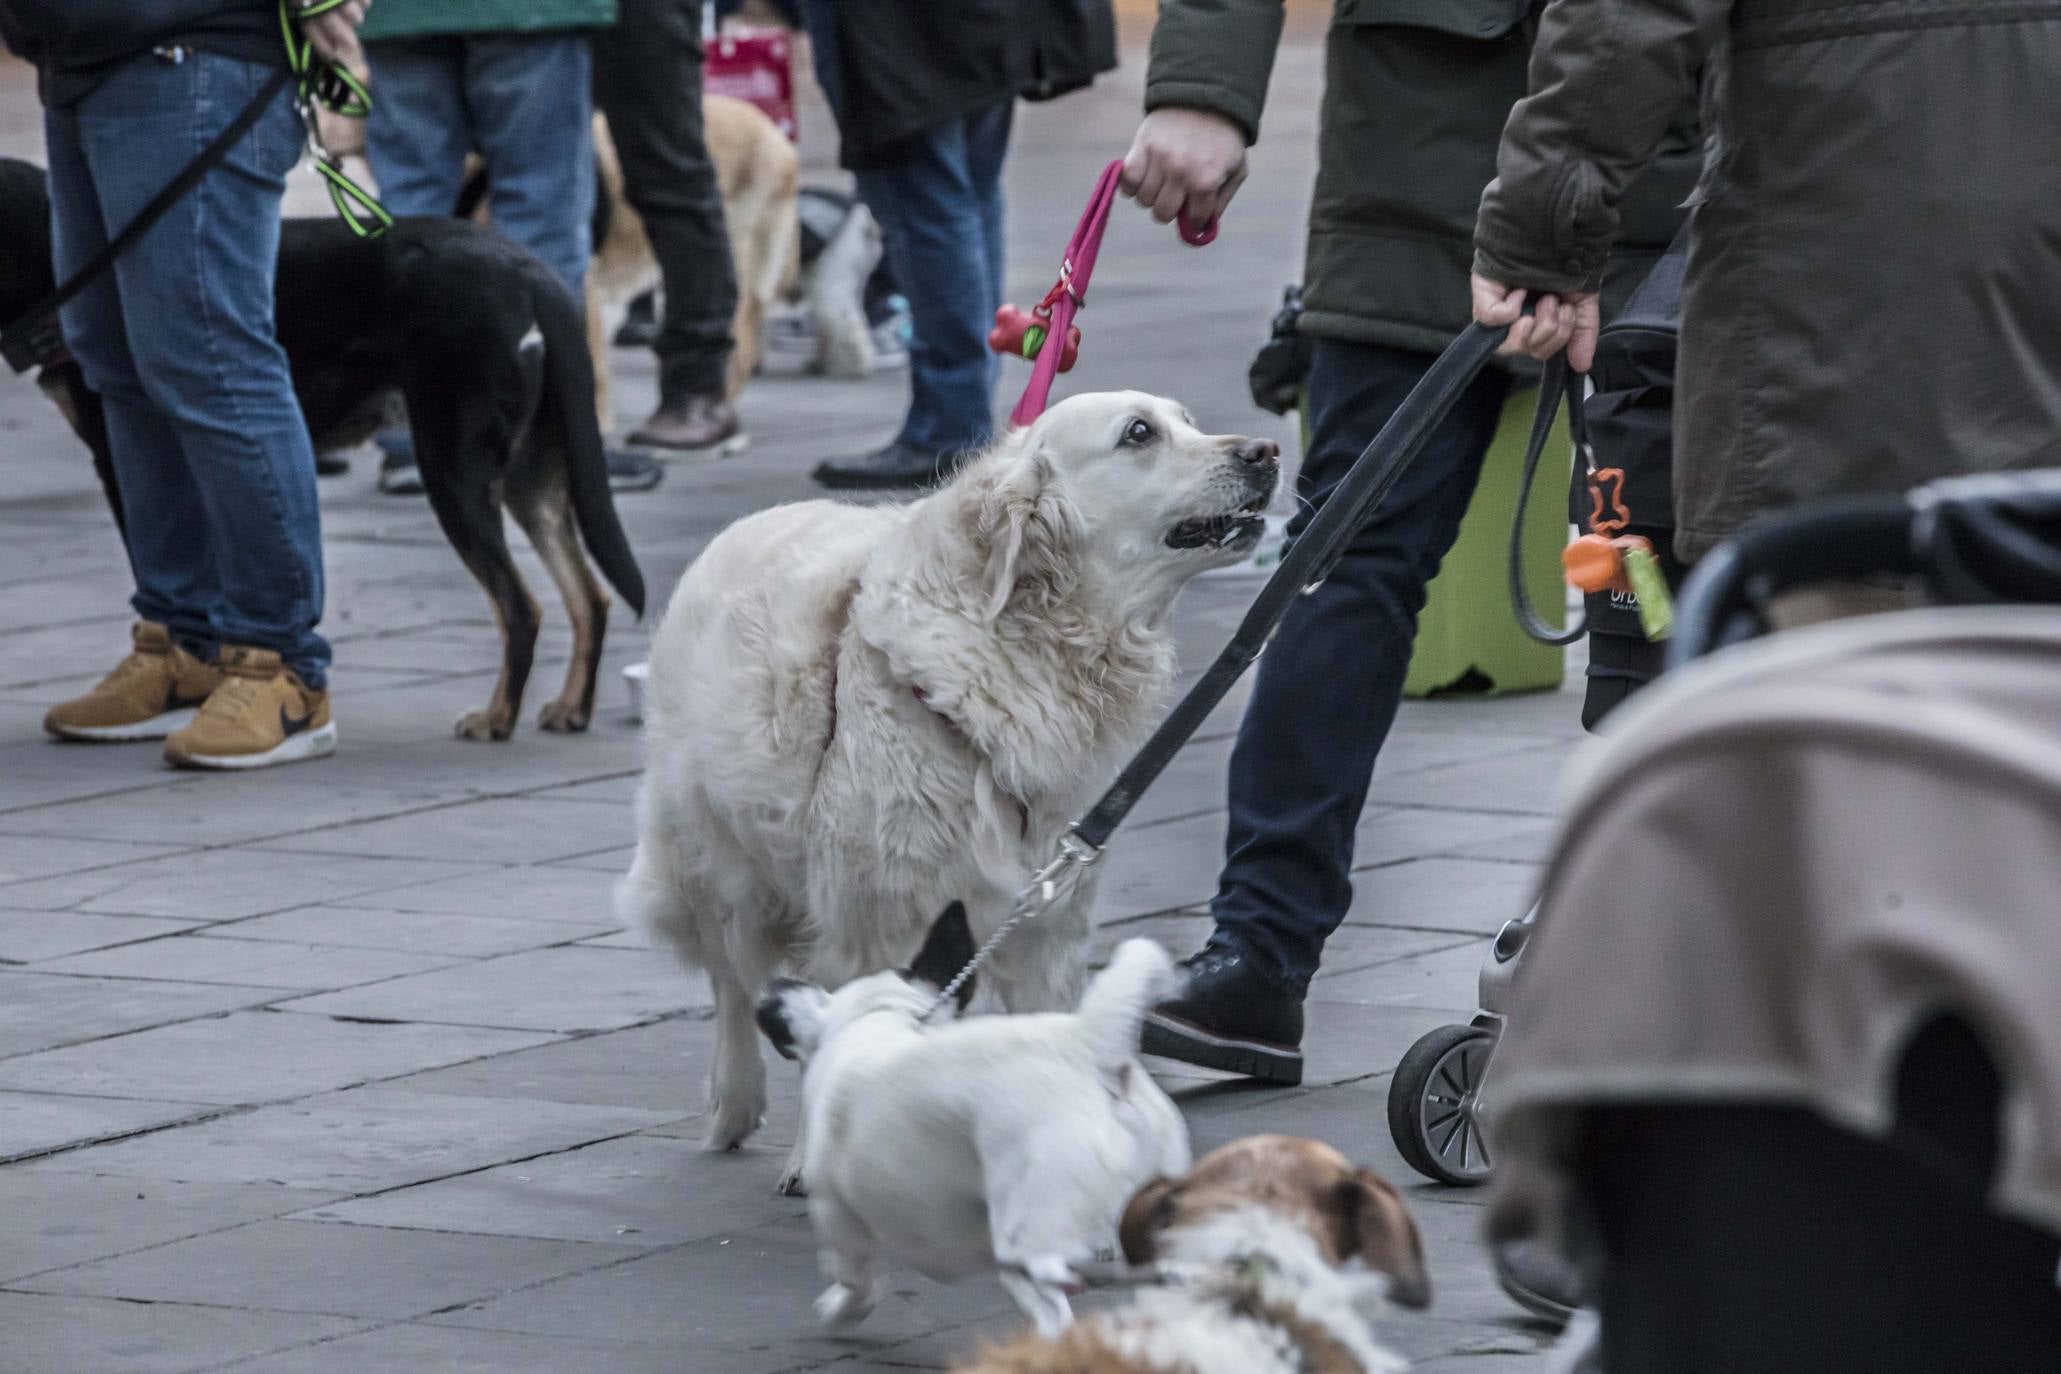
[
  {"left": 1076, "top": 939, "right": 1177, "bottom": 1073},
  {"left": 532, "top": 269, "right": 646, "bottom": 618}
]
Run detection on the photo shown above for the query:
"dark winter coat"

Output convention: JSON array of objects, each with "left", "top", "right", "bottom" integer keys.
[
  {"left": 1145, "top": 0, "right": 1700, "bottom": 355},
  {"left": 0, "top": 0, "right": 281, "bottom": 105},
  {"left": 1475, "top": 0, "right": 2061, "bottom": 559}
]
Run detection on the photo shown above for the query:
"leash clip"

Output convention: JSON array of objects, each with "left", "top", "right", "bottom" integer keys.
[{"left": 923, "top": 829, "right": 1102, "bottom": 1021}]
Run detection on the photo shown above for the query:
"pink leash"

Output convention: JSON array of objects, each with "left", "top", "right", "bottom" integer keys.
[{"left": 990, "top": 158, "right": 1217, "bottom": 426}]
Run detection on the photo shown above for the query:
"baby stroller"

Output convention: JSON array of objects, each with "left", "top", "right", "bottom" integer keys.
[
  {"left": 1386, "top": 241, "right": 1688, "bottom": 1187},
  {"left": 1466, "top": 473, "right": 2061, "bottom": 1368}
]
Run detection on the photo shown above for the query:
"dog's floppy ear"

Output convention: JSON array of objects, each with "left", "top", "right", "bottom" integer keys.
[
  {"left": 1118, "top": 1175, "right": 1182, "bottom": 1265},
  {"left": 905, "top": 902, "right": 977, "bottom": 1010},
  {"left": 969, "top": 433, "right": 1080, "bottom": 623},
  {"left": 1327, "top": 1168, "right": 1431, "bottom": 1309},
  {"left": 755, "top": 977, "right": 829, "bottom": 1062}
]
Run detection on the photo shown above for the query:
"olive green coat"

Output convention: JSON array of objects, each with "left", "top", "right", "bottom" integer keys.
[{"left": 1145, "top": 0, "right": 1699, "bottom": 354}]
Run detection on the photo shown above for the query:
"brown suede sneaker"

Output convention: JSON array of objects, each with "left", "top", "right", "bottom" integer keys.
[
  {"left": 44, "top": 621, "right": 223, "bottom": 742},
  {"left": 163, "top": 646, "right": 335, "bottom": 771}
]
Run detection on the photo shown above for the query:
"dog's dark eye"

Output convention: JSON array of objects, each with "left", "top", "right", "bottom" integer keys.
[{"left": 1120, "top": 418, "right": 1155, "bottom": 448}]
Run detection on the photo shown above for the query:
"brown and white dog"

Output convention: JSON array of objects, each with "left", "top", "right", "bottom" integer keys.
[{"left": 958, "top": 1136, "right": 1429, "bottom": 1374}]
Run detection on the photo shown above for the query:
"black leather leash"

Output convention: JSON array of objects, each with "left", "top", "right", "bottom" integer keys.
[
  {"left": 1074, "top": 317, "right": 1514, "bottom": 850},
  {"left": 926, "top": 317, "right": 1529, "bottom": 1015}
]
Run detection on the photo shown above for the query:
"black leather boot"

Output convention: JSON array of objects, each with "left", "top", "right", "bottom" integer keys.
[{"left": 1141, "top": 943, "right": 1306, "bottom": 1085}]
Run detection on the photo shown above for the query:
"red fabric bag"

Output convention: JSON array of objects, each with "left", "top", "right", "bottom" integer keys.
[{"left": 703, "top": 15, "right": 797, "bottom": 141}]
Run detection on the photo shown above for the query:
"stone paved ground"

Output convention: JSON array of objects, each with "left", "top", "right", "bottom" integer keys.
[{"left": 0, "top": 8, "right": 1580, "bottom": 1370}]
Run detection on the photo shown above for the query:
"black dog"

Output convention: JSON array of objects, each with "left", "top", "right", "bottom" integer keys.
[{"left": 0, "top": 157, "right": 643, "bottom": 740}]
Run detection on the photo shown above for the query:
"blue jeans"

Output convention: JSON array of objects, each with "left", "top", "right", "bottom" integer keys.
[
  {"left": 365, "top": 33, "right": 594, "bottom": 297},
  {"left": 45, "top": 51, "right": 328, "bottom": 686},
  {"left": 799, "top": 0, "right": 1008, "bottom": 455},
  {"left": 1211, "top": 339, "right": 1513, "bottom": 988}
]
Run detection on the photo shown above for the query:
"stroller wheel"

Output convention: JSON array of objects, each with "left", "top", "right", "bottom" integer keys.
[{"left": 1388, "top": 1023, "right": 1498, "bottom": 1186}]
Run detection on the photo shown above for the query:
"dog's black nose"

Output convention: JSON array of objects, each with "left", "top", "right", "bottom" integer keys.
[{"left": 1233, "top": 438, "right": 1280, "bottom": 470}]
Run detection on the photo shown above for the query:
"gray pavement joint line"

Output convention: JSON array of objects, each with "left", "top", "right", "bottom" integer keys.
[
  {"left": 4, "top": 1128, "right": 664, "bottom": 1298},
  {"left": 0, "top": 776, "right": 190, "bottom": 820},
  {"left": 0, "top": 1104, "right": 251, "bottom": 1170},
  {"left": 0, "top": 1001, "right": 288, "bottom": 1067}
]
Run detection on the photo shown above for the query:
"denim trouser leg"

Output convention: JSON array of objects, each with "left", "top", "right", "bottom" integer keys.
[
  {"left": 45, "top": 52, "right": 329, "bottom": 685},
  {"left": 366, "top": 34, "right": 594, "bottom": 298},
  {"left": 1210, "top": 339, "right": 1512, "bottom": 987},
  {"left": 856, "top": 100, "right": 1014, "bottom": 455}
]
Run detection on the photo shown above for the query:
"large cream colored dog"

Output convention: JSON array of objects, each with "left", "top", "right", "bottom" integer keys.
[{"left": 620, "top": 393, "right": 1280, "bottom": 1189}]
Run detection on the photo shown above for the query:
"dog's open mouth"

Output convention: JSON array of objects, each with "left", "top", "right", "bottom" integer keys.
[{"left": 1166, "top": 496, "right": 1270, "bottom": 552}]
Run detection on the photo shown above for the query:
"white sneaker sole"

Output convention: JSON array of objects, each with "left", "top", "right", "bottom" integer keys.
[
  {"left": 169, "top": 721, "right": 337, "bottom": 771},
  {"left": 49, "top": 707, "right": 199, "bottom": 742}
]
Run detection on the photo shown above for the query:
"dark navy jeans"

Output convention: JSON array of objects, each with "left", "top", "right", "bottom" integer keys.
[
  {"left": 45, "top": 50, "right": 329, "bottom": 685},
  {"left": 1210, "top": 338, "right": 1512, "bottom": 988},
  {"left": 797, "top": 0, "right": 1008, "bottom": 455}
]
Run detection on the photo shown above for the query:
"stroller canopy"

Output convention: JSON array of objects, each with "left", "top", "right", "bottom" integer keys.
[{"left": 1494, "top": 608, "right": 2061, "bottom": 1237}]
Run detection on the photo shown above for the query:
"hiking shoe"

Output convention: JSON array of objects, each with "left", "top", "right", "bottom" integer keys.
[
  {"left": 163, "top": 646, "right": 335, "bottom": 771},
  {"left": 1140, "top": 943, "right": 1306, "bottom": 1085},
  {"left": 811, "top": 439, "right": 962, "bottom": 492},
  {"left": 44, "top": 621, "right": 223, "bottom": 742}
]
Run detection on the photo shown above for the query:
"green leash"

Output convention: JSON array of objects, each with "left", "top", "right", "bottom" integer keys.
[{"left": 279, "top": 0, "right": 393, "bottom": 238}]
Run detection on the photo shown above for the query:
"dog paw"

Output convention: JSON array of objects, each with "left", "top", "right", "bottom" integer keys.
[
  {"left": 814, "top": 1282, "right": 872, "bottom": 1329},
  {"left": 776, "top": 1165, "right": 808, "bottom": 1198},
  {"left": 536, "top": 698, "right": 590, "bottom": 733},
  {"left": 705, "top": 1100, "right": 764, "bottom": 1154},
  {"left": 454, "top": 708, "right": 514, "bottom": 742}
]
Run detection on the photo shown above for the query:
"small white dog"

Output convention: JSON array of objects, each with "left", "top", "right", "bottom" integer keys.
[
  {"left": 957, "top": 1135, "right": 1429, "bottom": 1374},
  {"left": 754, "top": 905, "right": 1192, "bottom": 1335},
  {"left": 620, "top": 391, "right": 1279, "bottom": 1189}
]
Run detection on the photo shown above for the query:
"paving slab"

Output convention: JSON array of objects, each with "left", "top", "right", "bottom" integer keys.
[
  {"left": 0, "top": 847, "right": 494, "bottom": 920},
  {"left": 0, "top": 971, "right": 281, "bottom": 1059},
  {"left": 0, "top": 1010, "right": 561, "bottom": 1106},
  {"left": 1341, "top": 856, "right": 1541, "bottom": 936},
  {"left": 0, "top": 777, "right": 480, "bottom": 848},
  {"left": 0, "top": 1291, "right": 370, "bottom": 1374},
  {"left": 31, "top": 934, "right": 459, "bottom": 988},
  {"left": 220, "top": 1322, "right": 835, "bottom": 1374},
  {"left": 0, "top": 1089, "right": 217, "bottom": 1163},
  {"left": 278, "top": 944, "right": 708, "bottom": 1033},
  {"left": 17, "top": 1217, "right": 624, "bottom": 1321},
  {"left": 0, "top": 1172, "right": 338, "bottom": 1283},
  {"left": 0, "top": 908, "right": 200, "bottom": 962},
  {"left": 432, "top": 1221, "right": 1019, "bottom": 1350},
  {"left": 382, "top": 1015, "right": 714, "bottom": 1111},
  {"left": 255, "top": 796, "right": 635, "bottom": 866},
  {"left": 0, "top": 832, "right": 187, "bottom": 886},
  {"left": 330, "top": 861, "right": 623, "bottom": 923},
  {"left": 292, "top": 1130, "right": 810, "bottom": 1247},
  {"left": 22, "top": 1086, "right": 679, "bottom": 1192},
  {"left": 218, "top": 904, "right": 605, "bottom": 957}
]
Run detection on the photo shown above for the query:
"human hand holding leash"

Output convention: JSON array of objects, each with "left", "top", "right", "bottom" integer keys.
[
  {"left": 1121, "top": 107, "right": 1247, "bottom": 229},
  {"left": 1472, "top": 274, "right": 1601, "bottom": 373},
  {"left": 300, "top": 0, "right": 369, "bottom": 70}
]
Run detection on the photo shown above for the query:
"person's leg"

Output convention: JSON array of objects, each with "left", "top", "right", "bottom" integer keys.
[
  {"left": 62, "top": 52, "right": 335, "bottom": 767},
  {"left": 813, "top": 103, "right": 1010, "bottom": 488},
  {"left": 593, "top": 0, "right": 742, "bottom": 448},
  {"left": 964, "top": 97, "right": 1013, "bottom": 409},
  {"left": 43, "top": 86, "right": 218, "bottom": 659},
  {"left": 362, "top": 36, "right": 472, "bottom": 218},
  {"left": 465, "top": 32, "right": 594, "bottom": 300},
  {"left": 1143, "top": 339, "right": 1512, "bottom": 1081}
]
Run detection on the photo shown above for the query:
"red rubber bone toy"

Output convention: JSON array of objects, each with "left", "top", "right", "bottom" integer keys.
[{"left": 990, "top": 158, "right": 1216, "bottom": 426}]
